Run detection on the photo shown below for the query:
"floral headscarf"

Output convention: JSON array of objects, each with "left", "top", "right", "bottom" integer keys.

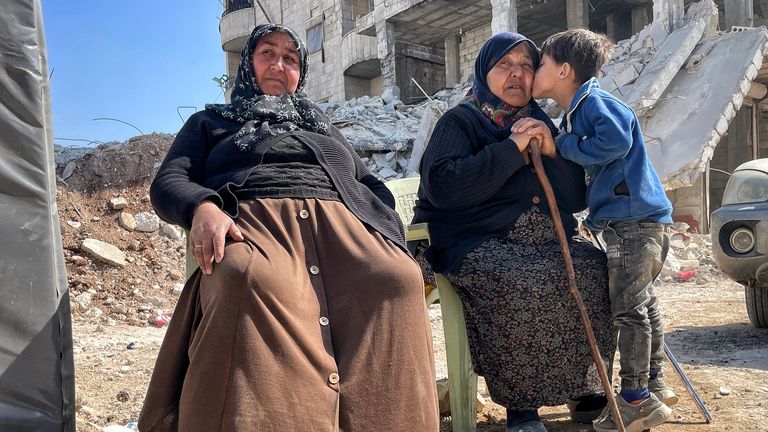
[
  {"left": 206, "top": 23, "right": 331, "bottom": 151},
  {"left": 462, "top": 32, "right": 541, "bottom": 135}
]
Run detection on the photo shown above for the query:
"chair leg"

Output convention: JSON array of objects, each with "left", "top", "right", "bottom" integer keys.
[
  {"left": 184, "top": 230, "right": 197, "bottom": 279},
  {"left": 436, "top": 273, "right": 478, "bottom": 432},
  {"left": 425, "top": 286, "right": 440, "bottom": 306}
]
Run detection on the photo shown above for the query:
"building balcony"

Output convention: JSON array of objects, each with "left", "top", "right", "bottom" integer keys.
[
  {"left": 223, "top": 0, "right": 253, "bottom": 16},
  {"left": 220, "top": 6, "right": 257, "bottom": 53},
  {"left": 341, "top": 32, "right": 379, "bottom": 78}
]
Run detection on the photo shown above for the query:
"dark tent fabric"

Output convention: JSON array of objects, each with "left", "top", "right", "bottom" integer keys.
[{"left": 0, "top": 1, "right": 76, "bottom": 431}]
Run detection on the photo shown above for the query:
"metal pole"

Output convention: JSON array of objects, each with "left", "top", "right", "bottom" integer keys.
[
  {"left": 528, "top": 140, "right": 626, "bottom": 432},
  {"left": 254, "top": 0, "right": 273, "bottom": 23},
  {"left": 663, "top": 343, "right": 713, "bottom": 423}
]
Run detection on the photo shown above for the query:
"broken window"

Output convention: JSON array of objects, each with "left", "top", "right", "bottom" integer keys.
[{"left": 307, "top": 22, "right": 324, "bottom": 53}]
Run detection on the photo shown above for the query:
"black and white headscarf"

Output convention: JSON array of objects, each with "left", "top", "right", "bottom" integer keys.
[{"left": 206, "top": 23, "right": 331, "bottom": 151}]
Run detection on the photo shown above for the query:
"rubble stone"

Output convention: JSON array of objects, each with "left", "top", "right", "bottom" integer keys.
[
  {"left": 160, "top": 223, "right": 184, "bottom": 241},
  {"left": 73, "top": 292, "right": 93, "bottom": 310},
  {"left": 62, "top": 161, "right": 76, "bottom": 180},
  {"left": 81, "top": 238, "right": 127, "bottom": 267},
  {"left": 168, "top": 269, "right": 184, "bottom": 281},
  {"left": 134, "top": 212, "right": 160, "bottom": 232},
  {"left": 118, "top": 212, "right": 136, "bottom": 232},
  {"left": 109, "top": 197, "right": 128, "bottom": 210}
]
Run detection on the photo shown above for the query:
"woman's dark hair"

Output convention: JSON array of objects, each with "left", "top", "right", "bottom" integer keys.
[{"left": 540, "top": 29, "right": 613, "bottom": 85}]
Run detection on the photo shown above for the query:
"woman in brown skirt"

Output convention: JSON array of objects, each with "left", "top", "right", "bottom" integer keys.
[{"left": 138, "top": 23, "right": 438, "bottom": 432}]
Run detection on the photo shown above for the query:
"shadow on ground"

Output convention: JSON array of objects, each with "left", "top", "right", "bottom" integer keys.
[{"left": 665, "top": 322, "right": 768, "bottom": 371}]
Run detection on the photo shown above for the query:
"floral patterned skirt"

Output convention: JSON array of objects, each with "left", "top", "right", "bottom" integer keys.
[{"left": 445, "top": 208, "right": 616, "bottom": 410}]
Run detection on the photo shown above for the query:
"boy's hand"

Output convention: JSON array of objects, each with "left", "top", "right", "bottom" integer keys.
[{"left": 511, "top": 118, "right": 557, "bottom": 157}]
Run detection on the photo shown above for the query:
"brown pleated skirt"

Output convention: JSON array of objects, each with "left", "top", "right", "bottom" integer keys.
[{"left": 139, "top": 198, "right": 439, "bottom": 432}]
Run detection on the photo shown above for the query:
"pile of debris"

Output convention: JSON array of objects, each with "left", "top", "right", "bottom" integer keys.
[
  {"left": 319, "top": 81, "right": 471, "bottom": 180},
  {"left": 56, "top": 133, "right": 173, "bottom": 192},
  {"left": 60, "top": 184, "right": 187, "bottom": 328},
  {"left": 596, "top": 0, "right": 766, "bottom": 189},
  {"left": 660, "top": 222, "right": 719, "bottom": 284}
]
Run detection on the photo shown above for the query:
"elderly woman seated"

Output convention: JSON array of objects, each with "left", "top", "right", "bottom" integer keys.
[
  {"left": 139, "top": 23, "right": 439, "bottom": 432},
  {"left": 413, "top": 32, "right": 615, "bottom": 432}
]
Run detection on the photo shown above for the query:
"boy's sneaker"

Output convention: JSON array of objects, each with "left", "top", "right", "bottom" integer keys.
[
  {"left": 592, "top": 393, "right": 672, "bottom": 432},
  {"left": 649, "top": 377, "right": 679, "bottom": 406}
]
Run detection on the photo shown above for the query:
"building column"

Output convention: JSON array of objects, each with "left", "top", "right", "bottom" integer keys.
[
  {"left": 444, "top": 34, "right": 461, "bottom": 87},
  {"left": 606, "top": 14, "right": 617, "bottom": 39},
  {"left": 376, "top": 20, "right": 400, "bottom": 99},
  {"left": 725, "top": 0, "right": 754, "bottom": 29},
  {"left": 490, "top": 0, "right": 518, "bottom": 34},
  {"left": 631, "top": 4, "right": 651, "bottom": 34},
  {"left": 653, "top": 0, "right": 685, "bottom": 32},
  {"left": 567, "top": 0, "right": 590, "bottom": 29}
]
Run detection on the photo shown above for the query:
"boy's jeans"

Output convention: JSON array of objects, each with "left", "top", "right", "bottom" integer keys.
[{"left": 600, "top": 220, "right": 667, "bottom": 391}]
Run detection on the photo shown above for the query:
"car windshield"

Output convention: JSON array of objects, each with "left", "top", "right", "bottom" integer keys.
[{"left": 722, "top": 169, "right": 768, "bottom": 205}]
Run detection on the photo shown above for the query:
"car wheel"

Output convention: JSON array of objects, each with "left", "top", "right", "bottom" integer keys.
[{"left": 746, "top": 282, "right": 768, "bottom": 328}]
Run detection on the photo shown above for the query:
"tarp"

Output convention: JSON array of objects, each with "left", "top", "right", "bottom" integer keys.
[{"left": 0, "top": 1, "right": 76, "bottom": 431}]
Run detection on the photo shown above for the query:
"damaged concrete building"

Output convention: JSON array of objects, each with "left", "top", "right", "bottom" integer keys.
[{"left": 219, "top": 0, "right": 768, "bottom": 232}]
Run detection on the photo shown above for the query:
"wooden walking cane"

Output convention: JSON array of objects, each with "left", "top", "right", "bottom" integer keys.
[{"left": 528, "top": 138, "right": 626, "bottom": 432}]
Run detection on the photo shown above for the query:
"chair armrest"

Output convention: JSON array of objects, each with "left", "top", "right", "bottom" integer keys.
[{"left": 406, "top": 223, "right": 430, "bottom": 242}]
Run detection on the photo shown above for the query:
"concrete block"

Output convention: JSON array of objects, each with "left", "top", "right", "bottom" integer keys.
[
  {"left": 685, "top": 0, "right": 719, "bottom": 36},
  {"left": 642, "top": 28, "right": 767, "bottom": 188},
  {"left": 613, "top": 62, "right": 641, "bottom": 88},
  {"left": 626, "top": 19, "right": 706, "bottom": 115}
]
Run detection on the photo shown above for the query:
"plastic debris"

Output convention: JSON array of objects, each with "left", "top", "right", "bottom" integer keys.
[{"left": 677, "top": 269, "right": 697, "bottom": 282}]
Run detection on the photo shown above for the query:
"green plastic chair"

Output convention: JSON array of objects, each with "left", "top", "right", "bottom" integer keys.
[
  {"left": 185, "top": 229, "right": 196, "bottom": 278},
  {"left": 385, "top": 177, "right": 479, "bottom": 432}
]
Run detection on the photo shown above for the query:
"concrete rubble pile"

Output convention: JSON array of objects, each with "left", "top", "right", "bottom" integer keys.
[
  {"left": 660, "top": 222, "right": 719, "bottom": 284},
  {"left": 65, "top": 194, "right": 186, "bottom": 328},
  {"left": 592, "top": 0, "right": 768, "bottom": 189},
  {"left": 320, "top": 81, "right": 471, "bottom": 180}
]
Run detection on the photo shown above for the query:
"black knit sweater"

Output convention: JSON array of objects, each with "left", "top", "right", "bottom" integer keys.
[
  {"left": 150, "top": 110, "right": 404, "bottom": 248},
  {"left": 413, "top": 103, "right": 588, "bottom": 274}
]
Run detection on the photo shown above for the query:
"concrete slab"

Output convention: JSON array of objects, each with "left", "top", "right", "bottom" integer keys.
[
  {"left": 642, "top": 28, "right": 768, "bottom": 189},
  {"left": 625, "top": 19, "right": 706, "bottom": 115},
  {"left": 686, "top": 0, "right": 719, "bottom": 36}
]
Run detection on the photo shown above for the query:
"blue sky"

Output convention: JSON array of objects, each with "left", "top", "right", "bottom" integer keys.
[{"left": 43, "top": 1, "right": 226, "bottom": 146}]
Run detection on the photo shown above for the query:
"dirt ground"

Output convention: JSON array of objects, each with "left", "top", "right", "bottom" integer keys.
[
  {"left": 69, "top": 239, "right": 768, "bottom": 431},
  {"left": 58, "top": 137, "right": 768, "bottom": 432}
]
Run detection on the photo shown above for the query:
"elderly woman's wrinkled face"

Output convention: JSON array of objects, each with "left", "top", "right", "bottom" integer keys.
[
  {"left": 251, "top": 31, "right": 301, "bottom": 96},
  {"left": 486, "top": 43, "right": 535, "bottom": 106}
]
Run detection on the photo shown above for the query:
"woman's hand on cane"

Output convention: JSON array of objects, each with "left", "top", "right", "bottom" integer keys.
[{"left": 511, "top": 118, "right": 557, "bottom": 157}]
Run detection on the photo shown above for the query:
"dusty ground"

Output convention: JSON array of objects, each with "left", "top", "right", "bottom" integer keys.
[
  {"left": 69, "top": 245, "right": 768, "bottom": 432},
  {"left": 58, "top": 137, "right": 768, "bottom": 432},
  {"left": 440, "top": 274, "right": 768, "bottom": 432}
]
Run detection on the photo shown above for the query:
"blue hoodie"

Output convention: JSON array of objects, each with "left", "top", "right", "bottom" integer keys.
[{"left": 556, "top": 77, "right": 672, "bottom": 230}]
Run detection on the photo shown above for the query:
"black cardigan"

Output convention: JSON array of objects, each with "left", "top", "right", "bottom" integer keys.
[
  {"left": 413, "top": 103, "right": 588, "bottom": 274},
  {"left": 150, "top": 110, "right": 405, "bottom": 249}
]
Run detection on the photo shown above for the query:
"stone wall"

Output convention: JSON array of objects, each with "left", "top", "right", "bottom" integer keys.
[
  {"left": 459, "top": 23, "right": 492, "bottom": 81},
  {"left": 344, "top": 75, "right": 373, "bottom": 99},
  {"left": 395, "top": 55, "right": 446, "bottom": 103}
]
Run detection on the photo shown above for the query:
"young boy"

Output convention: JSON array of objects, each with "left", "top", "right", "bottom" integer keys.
[{"left": 517, "top": 29, "right": 677, "bottom": 432}]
